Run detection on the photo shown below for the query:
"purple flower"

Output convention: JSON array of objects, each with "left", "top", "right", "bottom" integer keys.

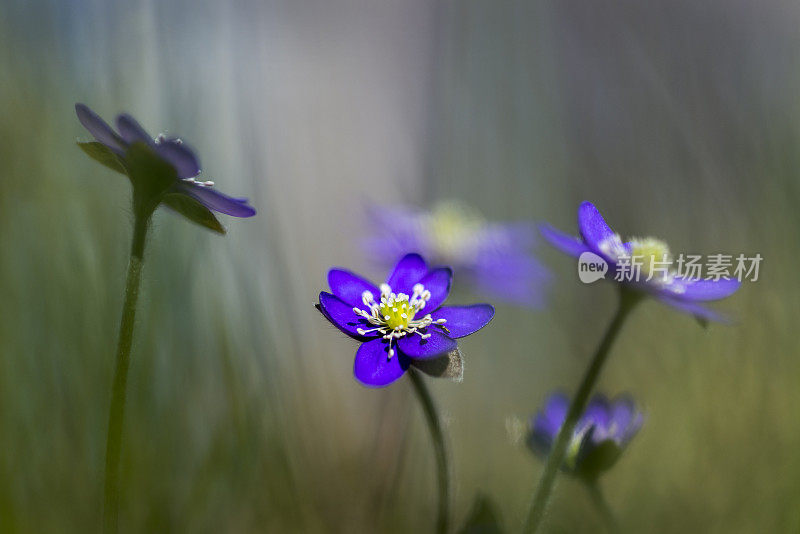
[
  {"left": 317, "top": 253, "right": 495, "bottom": 387},
  {"left": 528, "top": 392, "right": 643, "bottom": 479},
  {"left": 363, "top": 201, "right": 550, "bottom": 308},
  {"left": 541, "top": 201, "right": 740, "bottom": 322},
  {"left": 75, "top": 103, "right": 255, "bottom": 219}
]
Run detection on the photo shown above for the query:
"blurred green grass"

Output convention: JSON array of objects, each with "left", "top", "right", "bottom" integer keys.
[{"left": 1, "top": 0, "right": 799, "bottom": 532}]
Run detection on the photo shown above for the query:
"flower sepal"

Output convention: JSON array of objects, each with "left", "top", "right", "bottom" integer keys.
[
  {"left": 572, "top": 437, "right": 623, "bottom": 482},
  {"left": 77, "top": 141, "right": 127, "bottom": 175},
  {"left": 125, "top": 141, "right": 184, "bottom": 219},
  {"left": 409, "top": 348, "right": 464, "bottom": 382},
  {"left": 161, "top": 194, "right": 226, "bottom": 234}
]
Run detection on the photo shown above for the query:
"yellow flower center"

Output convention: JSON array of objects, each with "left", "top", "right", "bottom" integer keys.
[
  {"left": 379, "top": 295, "right": 416, "bottom": 330},
  {"left": 429, "top": 201, "right": 485, "bottom": 261},
  {"left": 352, "top": 284, "right": 447, "bottom": 358},
  {"left": 629, "top": 237, "right": 672, "bottom": 276}
]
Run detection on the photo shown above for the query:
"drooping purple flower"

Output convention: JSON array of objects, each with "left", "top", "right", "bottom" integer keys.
[
  {"left": 75, "top": 103, "right": 255, "bottom": 219},
  {"left": 317, "top": 253, "right": 495, "bottom": 387},
  {"left": 527, "top": 392, "right": 643, "bottom": 480},
  {"left": 363, "top": 201, "right": 551, "bottom": 308},
  {"left": 541, "top": 201, "right": 740, "bottom": 322}
]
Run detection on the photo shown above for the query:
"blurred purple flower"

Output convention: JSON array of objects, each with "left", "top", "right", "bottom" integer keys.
[
  {"left": 317, "top": 253, "right": 494, "bottom": 387},
  {"left": 527, "top": 392, "right": 643, "bottom": 479},
  {"left": 541, "top": 201, "right": 740, "bottom": 322},
  {"left": 363, "top": 201, "right": 551, "bottom": 308},
  {"left": 75, "top": 103, "right": 255, "bottom": 218}
]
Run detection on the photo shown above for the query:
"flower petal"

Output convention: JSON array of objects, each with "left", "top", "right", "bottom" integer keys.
[
  {"left": 471, "top": 253, "right": 551, "bottom": 309},
  {"left": 540, "top": 223, "right": 591, "bottom": 258},
  {"left": 75, "top": 103, "right": 125, "bottom": 152},
  {"left": 669, "top": 278, "right": 741, "bottom": 302},
  {"left": 612, "top": 396, "right": 644, "bottom": 444},
  {"left": 156, "top": 139, "right": 201, "bottom": 178},
  {"left": 176, "top": 183, "right": 257, "bottom": 217},
  {"left": 528, "top": 417, "right": 555, "bottom": 455},
  {"left": 538, "top": 392, "right": 569, "bottom": 437},
  {"left": 416, "top": 267, "right": 452, "bottom": 311},
  {"left": 578, "top": 201, "right": 616, "bottom": 252},
  {"left": 318, "top": 292, "right": 374, "bottom": 339},
  {"left": 430, "top": 305, "right": 494, "bottom": 339},
  {"left": 528, "top": 392, "right": 569, "bottom": 454},
  {"left": 386, "top": 253, "right": 427, "bottom": 293},
  {"left": 608, "top": 395, "right": 637, "bottom": 441},
  {"left": 578, "top": 394, "right": 611, "bottom": 435},
  {"left": 363, "top": 204, "right": 430, "bottom": 258},
  {"left": 115, "top": 114, "right": 154, "bottom": 145},
  {"left": 397, "top": 330, "right": 457, "bottom": 360},
  {"left": 327, "top": 269, "right": 381, "bottom": 308},
  {"left": 353, "top": 338, "right": 409, "bottom": 387},
  {"left": 656, "top": 295, "right": 732, "bottom": 324},
  {"left": 623, "top": 412, "right": 645, "bottom": 444}
]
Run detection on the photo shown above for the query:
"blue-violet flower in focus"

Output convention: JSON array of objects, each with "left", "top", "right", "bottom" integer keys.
[
  {"left": 317, "top": 253, "right": 495, "bottom": 387},
  {"left": 527, "top": 392, "right": 643, "bottom": 480}
]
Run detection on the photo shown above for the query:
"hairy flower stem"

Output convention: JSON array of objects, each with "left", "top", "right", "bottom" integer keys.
[
  {"left": 103, "top": 214, "right": 149, "bottom": 534},
  {"left": 408, "top": 367, "right": 450, "bottom": 534},
  {"left": 522, "top": 288, "right": 641, "bottom": 534},
  {"left": 586, "top": 481, "right": 620, "bottom": 534}
]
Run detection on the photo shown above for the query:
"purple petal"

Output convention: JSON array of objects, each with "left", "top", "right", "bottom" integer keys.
[
  {"left": 543, "top": 392, "right": 569, "bottom": 422},
  {"left": 471, "top": 254, "right": 551, "bottom": 309},
  {"left": 669, "top": 278, "right": 741, "bottom": 302},
  {"left": 480, "top": 221, "right": 539, "bottom": 251},
  {"left": 540, "top": 223, "right": 591, "bottom": 258},
  {"left": 75, "top": 103, "right": 125, "bottom": 152},
  {"left": 363, "top": 205, "right": 431, "bottom": 258},
  {"left": 430, "top": 305, "right": 494, "bottom": 339},
  {"left": 327, "top": 269, "right": 381, "bottom": 308},
  {"left": 536, "top": 392, "right": 569, "bottom": 439},
  {"left": 386, "top": 253, "right": 427, "bottom": 293},
  {"left": 416, "top": 267, "right": 452, "bottom": 311},
  {"left": 397, "top": 330, "right": 457, "bottom": 360},
  {"left": 656, "top": 295, "right": 732, "bottom": 323},
  {"left": 578, "top": 395, "right": 610, "bottom": 435},
  {"left": 353, "top": 338, "right": 409, "bottom": 387},
  {"left": 609, "top": 395, "right": 644, "bottom": 444},
  {"left": 577, "top": 201, "right": 616, "bottom": 252},
  {"left": 115, "top": 114, "right": 154, "bottom": 145},
  {"left": 318, "top": 292, "right": 374, "bottom": 339},
  {"left": 623, "top": 412, "right": 645, "bottom": 443},
  {"left": 156, "top": 140, "right": 201, "bottom": 179},
  {"left": 176, "top": 183, "right": 257, "bottom": 217},
  {"left": 609, "top": 395, "right": 636, "bottom": 441},
  {"left": 529, "top": 415, "right": 557, "bottom": 454}
]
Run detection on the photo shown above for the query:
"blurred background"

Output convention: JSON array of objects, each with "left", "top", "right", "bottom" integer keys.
[{"left": 0, "top": 0, "right": 798, "bottom": 532}]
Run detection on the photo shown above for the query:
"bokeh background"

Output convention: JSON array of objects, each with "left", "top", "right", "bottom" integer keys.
[{"left": 1, "top": 0, "right": 798, "bottom": 532}]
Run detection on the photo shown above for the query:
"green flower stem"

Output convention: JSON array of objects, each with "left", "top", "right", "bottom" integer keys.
[
  {"left": 408, "top": 367, "right": 450, "bottom": 534},
  {"left": 103, "top": 214, "right": 149, "bottom": 534},
  {"left": 586, "top": 481, "right": 620, "bottom": 534},
  {"left": 522, "top": 288, "right": 641, "bottom": 534}
]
